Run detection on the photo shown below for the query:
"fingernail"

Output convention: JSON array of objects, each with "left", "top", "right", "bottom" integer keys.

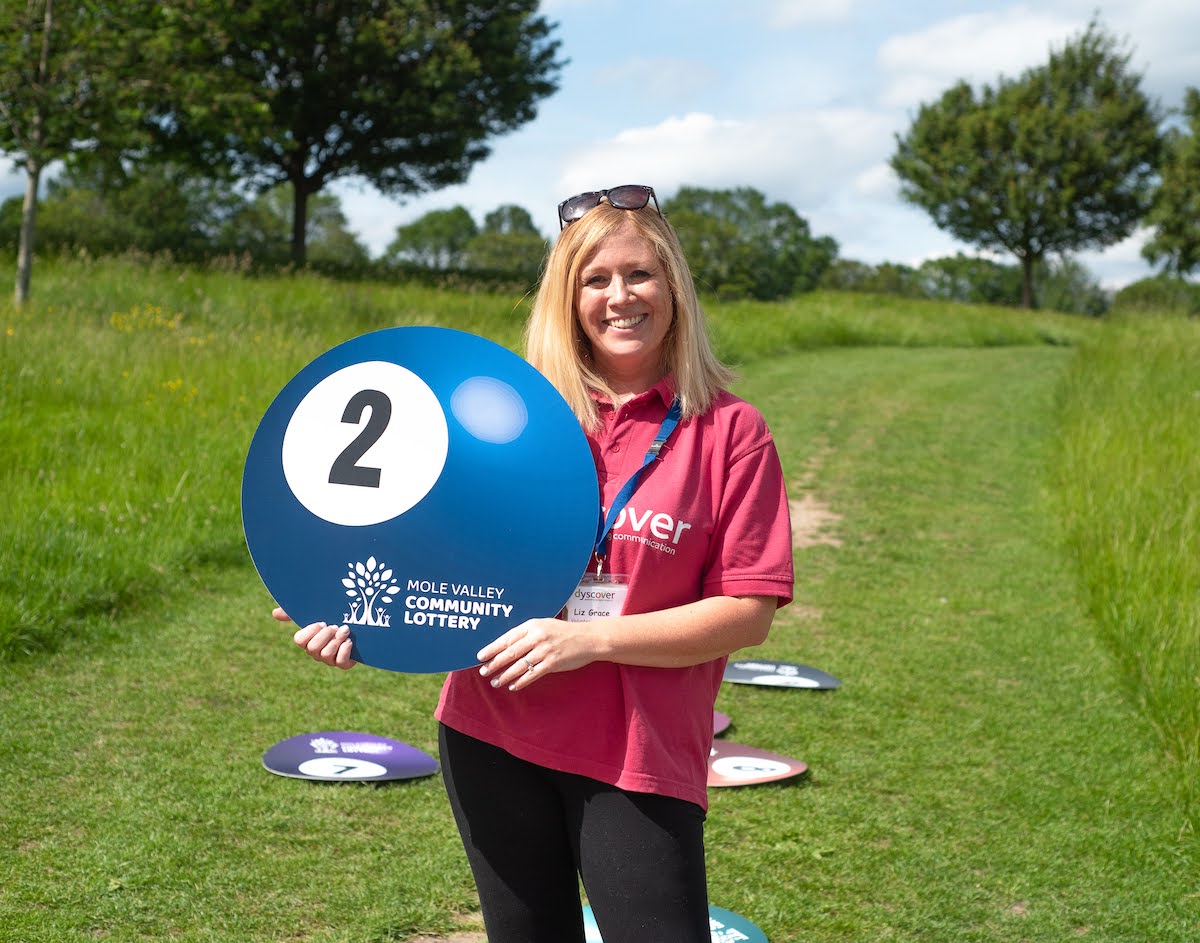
[
  {"left": 478, "top": 666, "right": 489, "bottom": 677},
  {"left": 490, "top": 679, "right": 500, "bottom": 688}
]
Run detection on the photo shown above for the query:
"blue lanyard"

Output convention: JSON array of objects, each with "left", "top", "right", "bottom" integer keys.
[{"left": 593, "top": 397, "right": 682, "bottom": 576}]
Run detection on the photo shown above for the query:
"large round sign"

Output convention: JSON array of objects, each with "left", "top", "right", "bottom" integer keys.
[
  {"left": 262, "top": 731, "right": 439, "bottom": 782},
  {"left": 242, "top": 327, "right": 599, "bottom": 673}
]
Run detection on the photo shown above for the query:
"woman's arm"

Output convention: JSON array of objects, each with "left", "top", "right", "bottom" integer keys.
[{"left": 476, "top": 594, "right": 777, "bottom": 692}]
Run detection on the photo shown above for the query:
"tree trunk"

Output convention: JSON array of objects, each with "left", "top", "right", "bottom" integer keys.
[
  {"left": 1020, "top": 254, "right": 1036, "bottom": 309},
  {"left": 15, "top": 160, "right": 41, "bottom": 307},
  {"left": 291, "top": 183, "right": 308, "bottom": 265},
  {"left": 15, "top": 0, "right": 54, "bottom": 306}
]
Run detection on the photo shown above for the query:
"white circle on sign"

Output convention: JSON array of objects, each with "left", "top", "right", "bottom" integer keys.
[
  {"left": 751, "top": 674, "right": 821, "bottom": 688},
  {"left": 282, "top": 361, "right": 449, "bottom": 526},
  {"left": 297, "top": 756, "right": 390, "bottom": 779},
  {"left": 711, "top": 756, "right": 794, "bottom": 781}
]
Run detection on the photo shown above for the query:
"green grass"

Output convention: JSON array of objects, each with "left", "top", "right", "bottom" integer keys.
[
  {"left": 2, "top": 255, "right": 1197, "bottom": 941},
  {"left": 0, "top": 255, "right": 1095, "bottom": 661},
  {"left": 1053, "top": 315, "right": 1200, "bottom": 810}
]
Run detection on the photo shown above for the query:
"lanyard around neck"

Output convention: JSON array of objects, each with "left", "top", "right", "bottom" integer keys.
[{"left": 593, "top": 396, "right": 682, "bottom": 576}]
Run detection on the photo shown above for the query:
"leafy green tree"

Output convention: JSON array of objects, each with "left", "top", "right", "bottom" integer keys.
[
  {"left": 136, "top": 1, "right": 563, "bottom": 265},
  {"left": 891, "top": 21, "right": 1161, "bottom": 308},
  {"left": 1111, "top": 276, "right": 1200, "bottom": 316},
  {"left": 463, "top": 204, "right": 547, "bottom": 278},
  {"left": 385, "top": 206, "right": 478, "bottom": 270},
  {"left": 1142, "top": 87, "right": 1200, "bottom": 278},
  {"left": 6, "top": 161, "right": 244, "bottom": 259},
  {"left": 217, "top": 186, "right": 368, "bottom": 268},
  {"left": 663, "top": 186, "right": 837, "bottom": 301},
  {"left": 0, "top": 1, "right": 134, "bottom": 302},
  {"left": 917, "top": 254, "right": 1022, "bottom": 305},
  {"left": 1036, "top": 256, "right": 1109, "bottom": 316},
  {"left": 818, "top": 259, "right": 923, "bottom": 297}
]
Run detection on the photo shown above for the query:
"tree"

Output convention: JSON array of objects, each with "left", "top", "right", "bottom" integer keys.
[
  {"left": 662, "top": 186, "right": 838, "bottom": 301},
  {"left": 1036, "top": 256, "right": 1109, "bottom": 316},
  {"left": 1142, "top": 87, "right": 1200, "bottom": 278},
  {"left": 137, "top": 1, "right": 563, "bottom": 264},
  {"left": 463, "top": 204, "right": 548, "bottom": 278},
  {"left": 891, "top": 21, "right": 1161, "bottom": 308},
  {"left": 0, "top": 1, "right": 133, "bottom": 303},
  {"left": 217, "top": 186, "right": 368, "bottom": 268},
  {"left": 10, "top": 160, "right": 244, "bottom": 259},
  {"left": 917, "top": 254, "right": 1022, "bottom": 305},
  {"left": 385, "top": 206, "right": 478, "bottom": 270}
]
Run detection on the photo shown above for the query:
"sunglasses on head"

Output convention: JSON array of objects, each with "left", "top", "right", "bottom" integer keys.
[{"left": 557, "top": 185, "right": 661, "bottom": 229}]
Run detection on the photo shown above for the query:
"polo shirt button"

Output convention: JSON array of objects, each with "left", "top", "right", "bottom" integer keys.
[{"left": 612, "top": 444, "right": 621, "bottom": 451}]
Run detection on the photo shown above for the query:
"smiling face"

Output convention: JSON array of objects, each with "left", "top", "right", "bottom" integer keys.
[{"left": 575, "top": 222, "right": 674, "bottom": 395}]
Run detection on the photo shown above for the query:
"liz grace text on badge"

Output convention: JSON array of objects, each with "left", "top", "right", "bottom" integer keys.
[{"left": 403, "top": 579, "right": 513, "bottom": 630}]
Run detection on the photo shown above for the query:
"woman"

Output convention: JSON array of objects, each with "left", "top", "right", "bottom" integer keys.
[{"left": 285, "top": 185, "right": 793, "bottom": 942}]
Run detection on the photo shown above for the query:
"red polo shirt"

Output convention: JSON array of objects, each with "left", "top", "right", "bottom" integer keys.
[{"left": 435, "top": 377, "right": 793, "bottom": 809}]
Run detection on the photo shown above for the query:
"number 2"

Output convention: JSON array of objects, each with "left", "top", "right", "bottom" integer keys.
[{"left": 328, "top": 389, "right": 392, "bottom": 488}]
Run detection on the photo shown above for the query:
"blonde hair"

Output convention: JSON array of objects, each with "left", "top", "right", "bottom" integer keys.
[{"left": 524, "top": 202, "right": 735, "bottom": 430}]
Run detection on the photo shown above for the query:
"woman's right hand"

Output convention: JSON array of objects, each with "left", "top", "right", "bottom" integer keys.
[{"left": 273, "top": 607, "right": 357, "bottom": 670}]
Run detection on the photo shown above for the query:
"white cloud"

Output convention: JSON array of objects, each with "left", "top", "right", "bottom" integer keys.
[
  {"left": 1077, "top": 228, "right": 1155, "bottom": 291},
  {"left": 769, "top": 0, "right": 857, "bottom": 28},
  {"left": 877, "top": 6, "right": 1080, "bottom": 108},
  {"left": 558, "top": 108, "right": 897, "bottom": 214},
  {"left": 853, "top": 162, "right": 897, "bottom": 199}
]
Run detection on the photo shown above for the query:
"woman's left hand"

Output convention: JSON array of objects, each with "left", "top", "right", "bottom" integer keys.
[{"left": 476, "top": 618, "right": 599, "bottom": 692}]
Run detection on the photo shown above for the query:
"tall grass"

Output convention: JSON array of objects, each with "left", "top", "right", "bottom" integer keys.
[
  {"left": 0, "top": 254, "right": 1095, "bottom": 661},
  {"left": 0, "top": 255, "right": 532, "bottom": 660},
  {"left": 1053, "top": 314, "right": 1200, "bottom": 814}
]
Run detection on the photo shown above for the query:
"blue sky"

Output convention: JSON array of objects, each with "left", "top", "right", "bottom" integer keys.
[
  {"left": 328, "top": 0, "right": 1199, "bottom": 288},
  {"left": 4, "top": 1, "right": 1197, "bottom": 288}
]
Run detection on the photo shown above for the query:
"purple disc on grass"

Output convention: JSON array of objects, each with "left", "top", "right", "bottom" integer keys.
[{"left": 262, "top": 731, "right": 438, "bottom": 782}]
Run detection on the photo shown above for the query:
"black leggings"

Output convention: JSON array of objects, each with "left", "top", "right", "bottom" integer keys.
[{"left": 439, "top": 724, "right": 710, "bottom": 943}]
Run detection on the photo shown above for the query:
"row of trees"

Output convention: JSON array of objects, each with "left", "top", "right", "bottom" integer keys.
[
  {"left": 0, "top": 0, "right": 563, "bottom": 302},
  {"left": 820, "top": 254, "right": 1109, "bottom": 316},
  {"left": 383, "top": 186, "right": 839, "bottom": 300},
  {"left": 0, "top": 163, "right": 371, "bottom": 268},
  {"left": 3, "top": 8, "right": 1197, "bottom": 311},
  {"left": 3, "top": 173, "right": 838, "bottom": 302},
  {"left": 891, "top": 20, "right": 1200, "bottom": 307}
]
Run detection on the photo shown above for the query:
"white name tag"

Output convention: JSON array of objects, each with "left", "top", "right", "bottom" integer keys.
[{"left": 564, "top": 574, "right": 629, "bottom": 622}]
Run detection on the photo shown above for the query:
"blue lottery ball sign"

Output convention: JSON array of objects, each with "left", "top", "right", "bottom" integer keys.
[{"left": 242, "top": 327, "right": 599, "bottom": 673}]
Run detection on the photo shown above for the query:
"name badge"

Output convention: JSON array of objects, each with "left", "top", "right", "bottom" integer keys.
[{"left": 564, "top": 574, "right": 628, "bottom": 622}]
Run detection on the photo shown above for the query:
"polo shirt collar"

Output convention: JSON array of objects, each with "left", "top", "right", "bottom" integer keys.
[{"left": 590, "top": 374, "right": 677, "bottom": 410}]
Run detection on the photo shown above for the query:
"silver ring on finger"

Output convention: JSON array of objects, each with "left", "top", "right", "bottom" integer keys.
[{"left": 524, "top": 657, "right": 536, "bottom": 672}]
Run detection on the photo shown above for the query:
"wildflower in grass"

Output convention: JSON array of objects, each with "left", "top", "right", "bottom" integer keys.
[{"left": 109, "top": 304, "right": 185, "bottom": 333}]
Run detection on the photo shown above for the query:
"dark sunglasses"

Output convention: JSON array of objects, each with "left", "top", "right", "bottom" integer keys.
[{"left": 557, "top": 185, "right": 661, "bottom": 229}]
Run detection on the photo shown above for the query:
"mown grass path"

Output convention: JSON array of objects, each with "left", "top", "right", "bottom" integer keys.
[{"left": 2, "top": 344, "right": 1196, "bottom": 942}]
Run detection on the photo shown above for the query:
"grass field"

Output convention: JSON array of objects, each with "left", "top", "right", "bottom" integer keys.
[{"left": 1, "top": 255, "right": 1197, "bottom": 941}]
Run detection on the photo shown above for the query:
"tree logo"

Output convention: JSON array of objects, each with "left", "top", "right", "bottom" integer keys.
[{"left": 341, "top": 556, "right": 401, "bottom": 627}]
